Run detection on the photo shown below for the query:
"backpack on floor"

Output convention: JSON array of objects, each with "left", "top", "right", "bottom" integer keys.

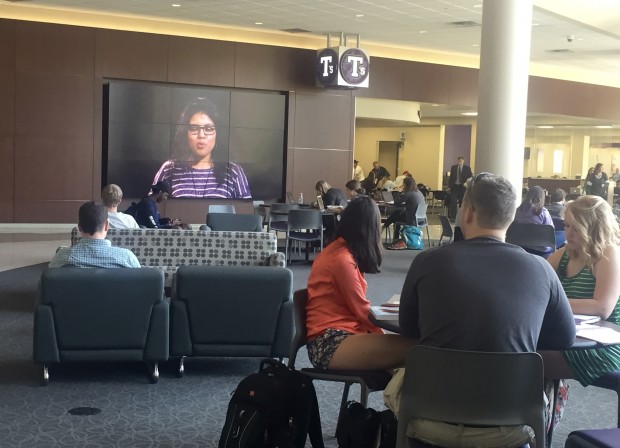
[
  {"left": 336, "top": 401, "right": 381, "bottom": 448},
  {"left": 218, "top": 358, "right": 324, "bottom": 448},
  {"left": 400, "top": 225, "right": 424, "bottom": 250}
]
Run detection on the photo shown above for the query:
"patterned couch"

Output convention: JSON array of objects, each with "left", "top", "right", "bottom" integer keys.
[{"left": 70, "top": 228, "right": 286, "bottom": 288}]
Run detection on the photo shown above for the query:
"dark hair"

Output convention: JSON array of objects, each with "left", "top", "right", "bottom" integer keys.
[
  {"left": 345, "top": 179, "right": 365, "bottom": 195},
  {"left": 463, "top": 174, "right": 517, "bottom": 229},
  {"left": 151, "top": 180, "right": 172, "bottom": 195},
  {"left": 78, "top": 201, "right": 107, "bottom": 235},
  {"left": 334, "top": 196, "right": 382, "bottom": 274},
  {"left": 402, "top": 176, "right": 418, "bottom": 192},
  {"left": 518, "top": 185, "right": 545, "bottom": 215},
  {"left": 171, "top": 97, "right": 228, "bottom": 186},
  {"left": 550, "top": 188, "right": 566, "bottom": 203}
]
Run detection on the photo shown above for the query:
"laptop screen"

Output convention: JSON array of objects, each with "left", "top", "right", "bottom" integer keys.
[
  {"left": 316, "top": 195, "right": 325, "bottom": 211},
  {"left": 382, "top": 191, "right": 394, "bottom": 203}
]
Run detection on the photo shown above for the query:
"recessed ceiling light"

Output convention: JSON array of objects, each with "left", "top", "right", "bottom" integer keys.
[
  {"left": 419, "top": 30, "right": 428, "bottom": 34},
  {"left": 172, "top": 3, "right": 181, "bottom": 7},
  {"left": 472, "top": 44, "right": 480, "bottom": 47},
  {"left": 537, "top": 125, "right": 554, "bottom": 129},
  {"left": 255, "top": 22, "right": 263, "bottom": 25},
  {"left": 595, "top": 125, "right": 613, "bottom": 129},
  {"left": 532, "top": 22, "right": 540, "bottom": 26},
  {"left": 473, "top": 4, "right": 483, "bottom": 8},
  {"left": 356, "top": 14, "right": 364, "bottom": 18},
  {"left": 431, "top": 104, "right": 439, "bottom": 107},
  {"left": 461, "top": 112, "right": 478, "bottom": 116}
]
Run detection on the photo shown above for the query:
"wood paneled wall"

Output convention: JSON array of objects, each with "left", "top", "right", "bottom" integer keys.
[{"left": 1, "top": 18, "right": 620, "bottom": 223}]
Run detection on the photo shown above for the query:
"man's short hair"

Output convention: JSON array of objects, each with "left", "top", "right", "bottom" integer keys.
[
  {"left": 78, "top": 201, "right": 108, "bottom": 234},
  {"left": 550, "top": 188, "right": 567, "bottom": 203},
  {"left": 457, "top": 156, "right": 465, "bottom": 161},
  {"left": 463, "top": 174, "right": 516, "bottom": 229},
  {"left": 101, "top": 184, "right": 123, "bottom": 207}
]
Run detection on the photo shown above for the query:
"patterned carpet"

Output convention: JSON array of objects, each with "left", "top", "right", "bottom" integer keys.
[{"left": 0, "top": 248, "right": 617, "bottom": 447}]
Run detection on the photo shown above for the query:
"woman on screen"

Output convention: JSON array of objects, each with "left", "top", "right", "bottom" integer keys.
[{"left": 152, "top": 97, "right": 251, "bottom": 198}]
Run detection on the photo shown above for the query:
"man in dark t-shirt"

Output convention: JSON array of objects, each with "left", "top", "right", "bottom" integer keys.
[{"left": 399, "top": 173, "right": 575, "bottom": 352}]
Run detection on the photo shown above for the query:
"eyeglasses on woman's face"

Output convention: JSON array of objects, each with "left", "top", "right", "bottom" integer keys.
[{"left": 188, "top": 125, "right": 216, "bottom": 136}]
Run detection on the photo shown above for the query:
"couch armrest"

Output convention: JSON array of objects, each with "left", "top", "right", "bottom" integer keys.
[
  {"left": 169, "top": 299, "right": 192, "bottom": 357},
  {"left": 33, "top": 304, "right": 60, "bottom": 364},
  {"left": 144, "top": 298, "right": 170, "bottom": 362}
]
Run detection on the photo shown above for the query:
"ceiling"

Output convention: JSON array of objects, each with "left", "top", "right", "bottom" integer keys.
[{"left": 2, "top": 0, "right": 620, "bottom": 128}]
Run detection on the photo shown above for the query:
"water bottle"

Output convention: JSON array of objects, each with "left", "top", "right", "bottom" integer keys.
[{"left": 298, "top": 193, "right": 304, "bottom": 204}]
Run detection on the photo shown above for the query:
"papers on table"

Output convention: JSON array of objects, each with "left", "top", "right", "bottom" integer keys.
[
  {"left": 371, "top": 305, "right": 399, "bottom": 321},
  {"left": 386, "top": 294, "right": 400, "bottom": 305},
  {"left": 576, "top": 325, "right": 620, "bottom": 344},
  {"left": 574, "top": 314, "right": 601, "bottom": 326}
]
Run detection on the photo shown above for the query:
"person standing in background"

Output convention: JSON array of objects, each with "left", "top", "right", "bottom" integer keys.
[
  {"left": 371, "top": 161, "right": 390, "bottom": 183},
  {"left": 585, "top": 163, "right": 608, "bottom": 198},
  {"left": 353, "top": 160, "right": 365, "bottom": 182},
  {"left": 448, "top": 156, "right": 473, "bottom": 220}
]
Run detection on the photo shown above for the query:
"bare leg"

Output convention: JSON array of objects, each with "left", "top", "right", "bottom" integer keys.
[
  {"left": 328, "top": 334, "right": 418, "bottom": 370},
  {"left": 538, "top": 351, "right": 576, "bottom": 379}
]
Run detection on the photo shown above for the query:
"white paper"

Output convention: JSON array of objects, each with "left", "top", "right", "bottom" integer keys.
[{"left": 576, "top": 326, "right": 620, "bottom": 344}]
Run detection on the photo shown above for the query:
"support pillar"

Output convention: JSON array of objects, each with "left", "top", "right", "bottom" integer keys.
[{"left": 475, "top": 0, "right": 533, "bottom": 192}]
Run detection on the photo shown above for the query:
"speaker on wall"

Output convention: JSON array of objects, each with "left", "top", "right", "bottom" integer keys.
[{"left": 524, "top": 147, "right": 531, "bottom": 160}]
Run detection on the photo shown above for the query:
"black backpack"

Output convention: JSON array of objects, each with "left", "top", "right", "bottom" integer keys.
[{"left": 218, "top": 359, "right": 324, "bottom": 448}]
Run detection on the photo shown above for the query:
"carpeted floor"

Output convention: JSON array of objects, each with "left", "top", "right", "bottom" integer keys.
[{"left": 0, "top": 250, "right": 617, "bottom": 447}]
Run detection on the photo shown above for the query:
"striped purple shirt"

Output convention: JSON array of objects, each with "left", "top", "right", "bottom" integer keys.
[{"left": 153, "top": 161, "right": 251, "bottom": 199}]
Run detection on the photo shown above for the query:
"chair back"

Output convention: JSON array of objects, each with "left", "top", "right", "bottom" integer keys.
[
  {"left": 506, "top": 223, "right": 556, "bottom": 252},
  {"left": 382, "top": 191, "right": 394, "bottom": 203},
  {"left": 396, "top": 346, "right": 545, "bottom": 448},
  {"left": 269, "top": 203, "right": 301, "bottom": 226},
  {"left": 288, "top": 209, "right": 323, "bottom": 232},
  {"left": 206, "top": 212, "right": 262, "bottom": 231},
  {"left": 415, "top": 202, "right": 428, "bottom": 226},
  {"left": 208, "top": 204, "right": 236, "bottom": 214},
  {"left": 438, "top": 215, "right": 453, "bottom": 244},
  {"left": 288, "top": 289, "right": 309, "bottom": 368},
  {"left": 551, "top": 216, "right": 565, "bottom": 231}
]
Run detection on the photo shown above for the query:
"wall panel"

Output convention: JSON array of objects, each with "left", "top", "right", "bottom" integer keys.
[
  {"left": 168, "top": 36, "right": 235, "bottom": 87},
  {"left": 16, "top": 22, "right": 94, "bottom": 76},
  {"left": 14, "top": 200, "right": 86, "bottom": 223},
  {"left": 95, "top": 29, "right": 168, "bottom": 81},
  {"left": 355, "top": 57, "right": 405, "bottom": 100},
  {"left": 293, "top": 92, "right": 353, "bottom": 150},
  {"left": 0, "top": 135, "right": 14, "bottom": 222},
  {"left": 235, "top": 44, "right": 296, "bottom": 91},
  {"left": 403, "top": 61, "right": 451, "bottom": 104},
  {"left": 0, "top": 19, "right": 15, "bottom": 70},
  {"left": 448, "top": 66, "right": 479, "bottom": 107}
]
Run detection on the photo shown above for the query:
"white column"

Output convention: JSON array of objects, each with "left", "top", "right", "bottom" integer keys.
[{"left": 475, "top": 0, "right": 533, "bottom": 191}]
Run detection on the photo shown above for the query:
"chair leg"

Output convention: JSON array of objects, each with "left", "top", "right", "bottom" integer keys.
[
  {"left": 425, "top": 226, "right": 431, "bottom": 247},
  {"left": 359, "top": 383, "right": 369, "bottom": 407},
  {"left": 335, "top": 382, "right": 353, "bottom": 437},
  {"left": 42, "top": 364, "right": 49, "bottom": 386}
]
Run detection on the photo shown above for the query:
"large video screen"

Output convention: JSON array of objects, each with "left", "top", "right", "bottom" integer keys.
[{"left": 103, "top": 80, "right": 287, "bottom": 200}]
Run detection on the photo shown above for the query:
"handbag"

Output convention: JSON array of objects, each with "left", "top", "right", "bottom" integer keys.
[{"left": 400, "top": 225, "right": 424, "bottom": 250}]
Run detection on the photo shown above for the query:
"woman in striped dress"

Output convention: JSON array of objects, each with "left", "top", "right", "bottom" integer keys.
[{"left": 541, "top": 195, "right": 620, "bottom": 386}]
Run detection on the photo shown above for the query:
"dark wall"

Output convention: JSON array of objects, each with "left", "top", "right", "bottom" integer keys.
[
  {"left": 444, "top": 125, "right": 473, "bottom": 174},
  {"left": 2, "top": 18, "right": 620, "bottom": 223}
]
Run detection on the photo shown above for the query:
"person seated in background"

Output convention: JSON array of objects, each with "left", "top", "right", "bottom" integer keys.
[
  {"left": 132, "top": 181, "right": 185, "bottom": 229},
  {"left": 547, "top": 188, "right": 567, "bottom": 219},
  {"left": 361, "top": 171, "right": 377, "bottom": 196},
  {"left": 50, "top": 202, "right": 141, "bottom": 268},
  {"left": 382, "top": 177, "right": 425, "bottom": 248},
  {"left": 101, "top": 184, "right": 139, "bottom": 229},
  {"left": 513, "top": 185, "right": 555, "bottom": 256},
  {"left": 397, "top": 173, "right": 575, "bottom": 448},
  {"left": 305, "top": 196, "right": 417, "bottom": 371},
  {"left": 315, "top": 180, "right": 347, "bottom": 207},
  {"left": 345, "top": 180, "right": 365, "bottom": 200}
]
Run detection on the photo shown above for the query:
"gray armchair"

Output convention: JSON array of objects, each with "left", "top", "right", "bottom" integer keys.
[
  {"left": 170, "top": 265, "right": 293, "bottom": 375},
  {"left": 33, "top": 267, "right": 169, "bottom": 385}
]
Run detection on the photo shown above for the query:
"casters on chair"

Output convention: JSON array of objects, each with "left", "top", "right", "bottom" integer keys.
[
  {"left": 42, "top": 364, "right": 49, "bottom": 386},
  {"left": 149, "top": 362, "right": 159, "bottom": 384},
  {"left": 177, "top": 357, "right": 185, "bottom": 378}
]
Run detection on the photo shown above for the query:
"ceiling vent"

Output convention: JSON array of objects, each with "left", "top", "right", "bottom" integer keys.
[
  {"left": 449, "top": 21, "right": 480, "bottom": 27},
  {"left": 281, "top": 28, "right": 311, "bottom": 34},
  {"left": 546, "top": 49, "right": 573, "bottom": 53}
]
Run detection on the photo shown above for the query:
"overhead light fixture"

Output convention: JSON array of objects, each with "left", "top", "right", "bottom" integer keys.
[
  {"left": 431, "top": 104, "right": 439, "bottom": 107},
  {"left": 537, "top": 125, "right": 554, "bottom": 129},
  {"left": 172, "top": 3, "right": 181, "bottom": 7},
  {"left": 255, "top": 22, "right": 263, "bottom": 25},
  {"left": 419, "top": 30, "right": 428, "bottom": 34},
  {"left": 356, "top": 14, "right": 364, "bottom": 18},
  {"left": 473, "top": 4, "right": 483, "bottom": 8},
  {"left": 461, "top": 112, "right": 478, "bottom": 116},
  {"left": 595, "top": 125, "right": 613, "bottom": 129},
  {"left": 472, "top": 44, "right": 480, "bottom": 47}
]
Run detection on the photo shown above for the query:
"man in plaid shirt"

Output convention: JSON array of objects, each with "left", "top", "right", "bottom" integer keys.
[{"left": 50, "top": 202, "right": 141, "bottom": 268}]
